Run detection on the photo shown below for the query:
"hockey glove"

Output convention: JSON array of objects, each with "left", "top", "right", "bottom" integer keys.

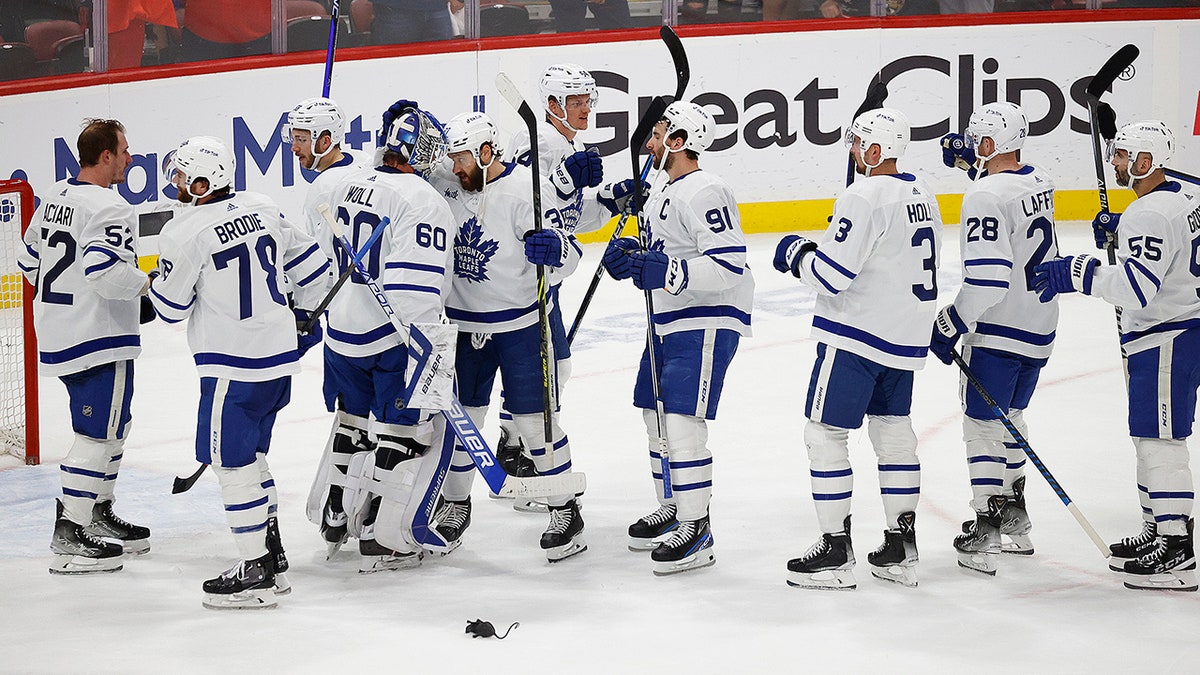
[
  {"left": 929, "top": 305, "right": 968, "bottom": 365},
  {"left": 941, "top": 133, "right": 979, "bottom": 180},
  {"left": 523, "top": 228, "right": 570, "bottom": 268},
  {"left": 602, "top": 237, "right": 640, "bottom": 280},
  {"left": 1092, "top": 210, "right": 1120, "bottom": 250},
  {"left": 294, "top": 308, "right": 324, "bottom": 357},
  {"left": 140, "top": 296, "right": 156, "bottom": 324},
  {"left": 631, "top": 250, "right": 688, "bottom": 295},
  {"left": 551, "top": 148, "right": 603, "bottom": 197},
  {"left": 1032, "top": 255, "right": 1099, "bottom": 303},
  {"left": 773, "top": 234, "right": 818, "bottom": 277},
  {"left": 597, "top": 179, "right": 637, "bottom": 217}
]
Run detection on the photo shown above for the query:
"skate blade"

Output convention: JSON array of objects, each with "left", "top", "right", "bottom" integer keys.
[
  {"left": 202, "top": 588, "right": 278, "bottom": 610},
  {"left": 546, "top": 538, "right": 587, "bottom": 563},
  {"left": 49, "top": 553, "right": 124, "bottom": 575},
  {"left": 1123, "top": 569, "right": 1198, "bottom": 592},
  {"left": 121, "top": 539, "right": 151, "bottom": 556},
  {"left": 628, "top": 537, "right": 661, "bottom": 552},
  {"left": 653, "top": 550, "right": 716, "bottom": 576},
  {"left": 358, "top": 552, "right": 423, "bottom": 574},
  {"left": 273, "top": 572, "right": 292, "bottom": 596},
  {"left": 324, "top": 538, "right": 348, "bottom": 561},
  {"left": 786, "top": 569, "right": 856, "bottom": 590},
  {"left": 488, "top": 491, "right": 515, "bottom": 500},
  {"left": 957, "top": 552, "right": 998, "bottom": 576},
  {"left": 514, "top": 499, "right": 549, "bottom": 514},
  {"left": 870, "top": 563, "right": 918, "bottom": 588},
  {"left": 425, "top": 538, "right": 463, "bottom": 557},
  {"left": 1000, "top": 535, "right": 1033, "bottom": 556}
]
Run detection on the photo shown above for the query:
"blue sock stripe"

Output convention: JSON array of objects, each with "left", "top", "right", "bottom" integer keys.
[
  {"left": 267, "top": 504, "right": 278, "bottom": 515},
  {"left": 103, "top": 473, "right": 118, "bottom": 480},
  {"left": 811, "top": 468, "right": 852, "bottom": 478},
  {"left": 231, "top": 521, "right": 268, "bottom": 534},
  {"left": 1142, "top": 505, "right": 1154, "bottom": 514},
  {"left": 971, "top": 478, "right": 1004, "bottom": 486},
  {"left": 674, "top": 480, "right": 713, "bottom": 491},
  {"left": 652, "top": 471, "right": 663, "bottom": 480},
  {"left": 540, "top": 462, "right": 572, "bottom": 476},
  {"left": 450, "top": 463, "right": 475, "bottom": 473},
  {"left": 881, "top": 487, "right": 920, "bottom": 495},
  {"left": 1002, "top": 442, "right": 1020, "bottom": 449},
  {"left": 1148, "top": 490, "right": 1195, "bottom": 500},
  {"left": 877, "top": 463, "right": 920, "bottom": 472},
  {"left": 109, "top": 453, "right": 124, "bottom": 462},
  {"left": 60, "top": 465, "right": 107, "bottom": 479},
  {"left": 225, "top": 495, "right": 270, "bottom": 512},
  {"left": 1006, "top": 460, "right": 1026, "bottom": 469},
  {"left": 813, "top": 491, "right": 853, "bottom": 501},
  {"left": 967, "top": 455, "right": 1006, "bottom": 464},
  {"left": 670, "top": 457, "right": 713, "bottom": 470},
  {"left": 553, "top": 436, "right": 569, "bottom": 451},
  {"left": 1155, "top": 513, "right": 1191, "bottom": 522},
  {"left": 1138, "top": 484, "right": 1150, "bottom": 493},
  {"left": 260, "top": 479, "right": 275, "bottom": 489},
  {"left": 62, "top": 487, "right": 98, "bottom": 499}
]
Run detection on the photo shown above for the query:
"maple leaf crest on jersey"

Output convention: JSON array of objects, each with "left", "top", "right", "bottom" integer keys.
[{"left": 454, "top": 216, "right": 499, "bottom": 283}]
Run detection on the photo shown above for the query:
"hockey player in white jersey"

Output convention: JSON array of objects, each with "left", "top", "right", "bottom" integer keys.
[
  {"left": 600, "top": 101, "right": 753, "bottom": 576},
  {"left": 774, "top": 108, "right": 943, "bottom": 589},
  {"left": 1034, "top": 120, "right": 1200, "bottom": 591},
  {"left": 430, "top": 110, "right": 588, "bottom": 562},
  {"left": 305, "top": 105, "right": 459, "bottom": 572},
  {"left": 18, "top": 119, "right": 152, "bottom": 574},
  {"left": 150, "top": 136, "right": 332, "bottom": 608},
  {"left": 496, "top": 63, "right": 605, "bottom": 489},
  {"left": 932, "top": 102, "right": 1059, "bottom": 575}
]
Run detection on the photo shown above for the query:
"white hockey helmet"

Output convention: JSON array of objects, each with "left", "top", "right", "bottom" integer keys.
[
  {"left": 167, "top": 135, "right": 234, "bottom": 197},
  {"left": 661, "top": 101, "right": 715, "bottom": 154},
  {"left": 382, "top": 107, "right": 448, "bottom": 173},
  {"left": 966, "top": 101, "right": 1028, "bottom": 160},
  {"left": 1108, "top": 119, "right": 1174, "bottom": 180},
  {"left": 845, "top": 107, "right": 910, "bottom": 162},
  {"left": 444, "top": 111, "right": 499, "bottom": 169},
  {"left": 281, "top": 97, "right": 346, "bottom": 163},
  {"left": 539, "top": 63, "right": 598, "bottom": 114}
]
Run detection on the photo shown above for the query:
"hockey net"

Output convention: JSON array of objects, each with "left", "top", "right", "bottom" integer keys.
[{"left": 0, "top": 179, "right": 39, "bottom": 465}]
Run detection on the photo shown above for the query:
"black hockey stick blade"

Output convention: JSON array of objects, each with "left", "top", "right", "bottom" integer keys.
[
  {"left": 630, "top": 96, "right": 670, "bottom": 216},
  {"left": 660, "top": 25, "right": 690, "bottom": 101},
  {"left": 172, "top": 463, "right": 208, "bottom": 494},
  {"left": 854, "top": 78, "right": 889, "bottom": 120},
  {"left": 1086, "top": 44, "right": 1139, "bottom": 99},
  {"left": 1096, "top": 100, "right": 1118, "bottom": 141}
]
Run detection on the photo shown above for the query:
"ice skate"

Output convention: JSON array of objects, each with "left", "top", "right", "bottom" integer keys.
[
  {"left": 1108, "top": 521, "right": 1158, "bottom": 572},
  {"left": 86, "top": 499, "right": 150, "bottom": 555},
  {"left": 358, "top": 537, "right": 423, "bottom": 573},
  {"left": 628, "top": 503, "right": 678, "bottom": 552},
  {"left": 319, "top": 492, "right": 349, "bottom": 559},
  {"left": 651, "top": 513, "right": 714, "bottom": 576},
  {"left": 1000, "top": 475, "right": 1033, "bottom": 555},
  {"left": 265, "top": 517, "right": 290, "bottom": 596},
  {"left": 867, "top": 511, "right": 918, "bottom": 588},
  {"left": 433, "top": 496, "right": 472, "bottom": 554},
  {"left": 490, "top": 428, "right": 532, "bottom": 501},
  {"left": 202, "top": 553, "right": 277, "bottom": 610},
  {"left": 49, "top": 503, "right": 124, "bottom": 575},
  {"left": 541, "top": 499, "right": 586, "bottom": 562},
  {"left": 786, "top": 516, "right": 856, "bottom": 590},
  {"left": 1123, "top": 529, "right": 1197, "bottom": 592},
  {"left": 955, "top": 495, "right": 1005, "bottom": 576}
]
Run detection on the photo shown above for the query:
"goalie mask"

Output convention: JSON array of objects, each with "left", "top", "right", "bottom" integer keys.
[
  {"left": 445, "top": 111, "right": 499, "bottom": 170},
  {"left": 539, "top": 63, "right": 597, "bottom": 129},
  {"left": 1107, "top": 119, "right": 1174, "bottom": 181},
  {"left": 661, "top": 101, "right": 715, "bottom": 154},
  {"left": 966, "top": 102, "right": 1028, "bottom": 163},
  {"left": 165, "top": 135, "right": 234, "bottom": 199},
  {"left": 381, "top": 107, "right": 448, "bottom": 174},
  {"left": 281, "top": 97, "right": 346, "bottom": 169},
  {"left": 845, "top": 107, "right": 910, "bottom": 166}
]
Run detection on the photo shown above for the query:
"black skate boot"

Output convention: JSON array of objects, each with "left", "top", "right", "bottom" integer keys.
[
  {"left": 787, "top": 515, "right": 855, "bottom": 590},
  {"left": 496, "top": 427, "right": 528, "bottom": 477},
  {"left": 867, "top": 511, "right": 918, "bottom": 587},
  {"left": 1124, "top": 521, "right": 1197, "bottom": 592},
  {"left": 628, "top": 503, "right": 679, "bottom": 552},
  {"left": 433, "top": 496, "right": 472, "bottom": 553},
  {"left": 202, "top": 552, "right": 277, "bottom": 610},
  {"left": 49, "top": 500, "right": 123, "bottom": 575},
  {"left": 359, "top": 496, "right": 422, "bottom": 573},
  {"left": 86, "top": 499, "right": 150, "bottom": 555},
  {"left": 955, "top": 495, "right": 1005, "bottom": 576},
  {"left": 650, "top": 513, "right": 715, "bottom": 576},
  {"left": 320, "top": 486, "right": 349, "bottom": 559},
  {"left": 1000, "top": 475, "right": 1034, "bottom": 555},
  {"left": 265, "top": 517, "right": 290, "bottom": 596},
  {"left": 1108, "top": 520, "right": 1157, "bottom": 571},
  {"left": 541, "top": 499, "right": 586, "bottom": 562}
]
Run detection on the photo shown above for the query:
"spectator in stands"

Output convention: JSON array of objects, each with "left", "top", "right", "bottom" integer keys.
[
  {"left": 109, "top": 0, "right": 177, "bottom": 69},
  {"left": 370, "top": 0, "right": 455, "bottom": 44},
  {"left": 817, "top": 0, "right": 938, "bottom": 15},
  {"left": 180, "top": 0, "right": 271, "bottom": 61},
  {"left": 939, "top": 0, "right": 993, "bottom": 11},
  {"left": 549, "top": 0, "right": 630, "bottom": 33}
]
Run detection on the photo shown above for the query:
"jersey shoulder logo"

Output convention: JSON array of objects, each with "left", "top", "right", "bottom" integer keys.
[{"left": 453, "top": 216, "right": 499, "bottom": 283}]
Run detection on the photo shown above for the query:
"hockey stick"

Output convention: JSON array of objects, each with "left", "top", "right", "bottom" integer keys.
[
  {"left": 494, "top": 72, "right": 558, "bottom": 476},
  {"left": 632, "top": 96, "right": 674, "bottom": 499},
  {"left": 322, "top": 0, "right": 341, "bottom": 97},
  {"left": 299, "top": 213, "right": 391, "bottom": 333},
  {"left": 566, "top": 25, "right": 689, "bottom": 346},
  {"left": 846, "top": 77, "right": 888, "bottom": 187},
  {"left": 1097, "top": 102, "right": 1200, "bottom": 187},
  {"left": 172, "top": 463, "right": 207, "bottom": 494},
  {"left": 318, "top": 203, "right": 585, "bottom": 499},
  {"left": 951, "top": 348, "right": 1109, "bottom": 557}
]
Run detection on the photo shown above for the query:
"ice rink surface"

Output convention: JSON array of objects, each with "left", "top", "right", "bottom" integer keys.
[{"left": 4, "top": 224, "right": 1199, "bottom": 673}]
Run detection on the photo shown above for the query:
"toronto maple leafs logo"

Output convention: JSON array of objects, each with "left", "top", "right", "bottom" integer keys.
[
  {"left": 649, "top": 238, "right": 665, "bottom": 254},
  {"left": 454, "top": 216, "right": 499, "bottom": 283}
]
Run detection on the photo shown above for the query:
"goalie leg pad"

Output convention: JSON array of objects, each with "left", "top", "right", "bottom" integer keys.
[
  {"left": 441, "top": 405, "right": 487, "bottom": 501},
  {"left": 404, "top": 322, "right": 459, "bottom": 411},
  {"left": 805, "top": 421, "right": 852, "bottom": 534},
  {"left": 868, "top": 415, "right": 920, "bottom": 524},
  {"left": 371, "top": 418, "right": 456, "bottom": 554}
]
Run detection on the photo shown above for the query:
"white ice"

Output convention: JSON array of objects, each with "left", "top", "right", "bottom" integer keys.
[{"left": 3, "top": 223, "right": 1198, "bottom": 673}]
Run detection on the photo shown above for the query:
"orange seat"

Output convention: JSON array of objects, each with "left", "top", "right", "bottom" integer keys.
[{"left": 24, "top": 19, "right": 83, "bottom": 63}]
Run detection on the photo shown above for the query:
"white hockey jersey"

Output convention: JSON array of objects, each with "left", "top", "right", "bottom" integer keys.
[
  {"left": 1090, "top": 180, "right": 1200, "bottom": 355},
  {"left": 954, "top": 165, "right": 1059, "bottom": 359},
  {"left": 301, "top": 150, "right": 369, "bottom": 266},
  {"left": 18, "top": 178, "right": 146, "bottom": 376},
  {"left": 509, "top": 119, "right": 608, "bottom": 235},
  {"left": 429, "top": 162, "right": 582, "bottom": 334},
  {"left": 797, "top": 172, "right": 943, "bottom": 371},
  {"left": 324, "top": 165, "right": 456, "bottom": 357},
  {"left": 148, "top": 191, "right": 332, "bottom": 381},
  {"left": 640, "top": 169, "right": 754, "bottom": 337}
]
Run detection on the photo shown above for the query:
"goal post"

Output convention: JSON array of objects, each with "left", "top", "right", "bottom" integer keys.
[{"left": 0, "top": 179, "right": 39, "bottom": 466}]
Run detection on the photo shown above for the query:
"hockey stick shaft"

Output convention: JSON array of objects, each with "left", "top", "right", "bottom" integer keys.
[
  {"left": 951, "top": 348, "right": 1109, "bottom": 556},
  {"left": 322, "top": 0, "right": 341, "bottom": 97},
  {"left": 299, "top": 213, "right": 390, "bottom": 333},
  {"left": 319, "top": 203, "right": 583, "bottom": 498}
]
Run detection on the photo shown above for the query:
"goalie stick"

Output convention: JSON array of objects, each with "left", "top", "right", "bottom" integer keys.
[
  {"left": 846, "top": 77, "right": 888, "bottom": 187},
  {"left": 318, "top": 203, "right": 585, "bottom": 499},
  {"left": 951, "top": 348, "right": 1109, "bottom": 557},
  {"left": 567, "top": 24, "right": 689, "bottom": 346}
]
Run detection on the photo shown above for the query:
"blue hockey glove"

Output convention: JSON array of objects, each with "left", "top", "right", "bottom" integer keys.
[
  {"left": 597, "top": 179, "right": 637, "bottom": 217},
  {"left": 294, "top": 308, "right": 323, "bottom": 357},
  {"left": 1032, "top": 255, "right": 1099, "bottom": 303},
  {"left": 551, "top": 148, "right": 603, "bottom": 197},
  {"left": 523, "top": 228, "right": 570, "bottom": 268},
  {"left": 140, "top": 296, "right": 156, "bottom": 324},
  {"left": 929, "top": 305, "right": 968, "bottom": 365},
  {"left": 1092, "top": 210, "right": 1120, "bottom": 250},
  {"left": 941, "top": 133, "right": 979, "bottom": 180},
  {"left": 631, "top": 250, "right": 688, "bottom": 295},
  {"left": 773, "top": 234, "right": 818, "bottom": 276},
  {"left": 602, "top": 237, "right": 640, "bottom": 280}
]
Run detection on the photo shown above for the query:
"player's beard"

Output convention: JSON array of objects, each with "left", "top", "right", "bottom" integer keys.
[
  {"left": 457, "top": 163, "right": 484, "bottom": 192},
  {"left": 1115, "top": 165, "right": 1131, "bottom": 188}
]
